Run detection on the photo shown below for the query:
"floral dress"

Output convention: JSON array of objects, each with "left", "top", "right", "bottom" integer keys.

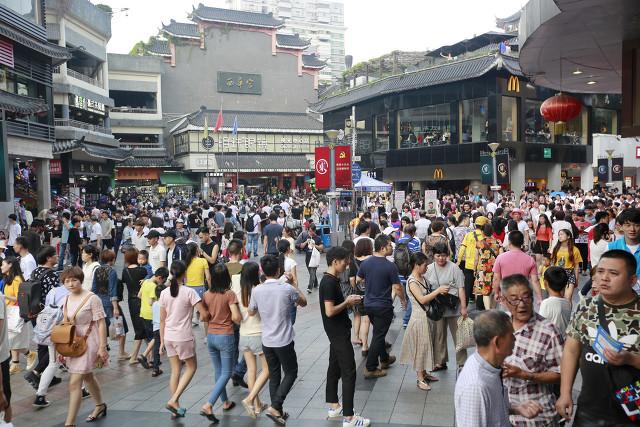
[
  {"left": 64, "top": 292, "right": 107, "bottom": 374},
  {"left": 474, "top": 236, "right": 501, "bottom": 296}
]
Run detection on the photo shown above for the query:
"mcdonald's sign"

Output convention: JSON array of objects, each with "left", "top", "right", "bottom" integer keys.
[
  {"left": 507, "top": 75, "right": 520, "bottom": 93},
  {"left": 433, "top": 168, "right": 444, "bottom": 180}
]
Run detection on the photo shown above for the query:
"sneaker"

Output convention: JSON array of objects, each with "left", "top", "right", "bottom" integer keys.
[
  {"left": 363, "top": 368, "right": 387, "bottom": 379},
  {"left": 381, "top": 355, "right": 396, "bottom": 369},
  {"left": 307, "top": 288, "right": 312, "bottom": 294},
  {"left": 49, "top": 377, "right": 62, "bottom": 387},
  {"left": 32, "top": 395, "right": 50, "bottom": 408},
  {"left": 24, "top": 371, "right": 40, "bottom": 390},
  {"left": 402, "top": 323, "right": 407, "bottom": 329},
  {"left": 343, "top": 415, "right": 371, "bottom": 427},
  {"left": 327, "top": 405, "right": 343, "bottom": 418},
  {"left": 9, "top": 362, "right": 21, "bottom": 375},
  {"left": 81, "top": 387, "right": 91, "bottom": 399},
  {"left": 26, "top": 351, "right": 37, "bottom": 371}
]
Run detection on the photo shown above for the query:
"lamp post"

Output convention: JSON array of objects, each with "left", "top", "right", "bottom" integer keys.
[
  {"left": 325, "top": 129, "right": 339, "bottom": 240},
  {"left": 488, "top": 142, "right": 500, "bottom": 193}
]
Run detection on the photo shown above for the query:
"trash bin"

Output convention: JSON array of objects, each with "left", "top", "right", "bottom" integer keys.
[{"left": 316, "top": 224, "right": 331, "bottom": 248}]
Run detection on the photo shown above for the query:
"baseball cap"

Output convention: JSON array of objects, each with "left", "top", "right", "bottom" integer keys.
[{"left": 162, "top": 229, "right": 177, "bottom": 239}]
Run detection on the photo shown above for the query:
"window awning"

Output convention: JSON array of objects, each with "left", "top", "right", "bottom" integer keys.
[
  {"left": 0, "top": 22, "right": 72, "bottom": 66},
  {"left": 0, "top": 90, "right": 48, "bottom": 114},
  {"left": 160, "top": 172, "right": 198, "bottom": 186}
]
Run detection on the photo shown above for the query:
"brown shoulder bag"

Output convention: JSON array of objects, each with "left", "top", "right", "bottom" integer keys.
[{"left": 51, "top": 293, "right": 94, "bottom": 357}]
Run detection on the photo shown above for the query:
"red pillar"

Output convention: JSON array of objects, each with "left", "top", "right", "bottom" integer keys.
[
  {"left": 291, "top": 175, "right": 297, "bottom": 190},
  {"left": 277, "top": 174, "right": 284, "bottom": 190}
]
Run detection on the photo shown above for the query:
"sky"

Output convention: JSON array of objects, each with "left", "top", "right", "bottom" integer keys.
[{"left": 94, "top": 0, "right": 524, "bottom": 63}]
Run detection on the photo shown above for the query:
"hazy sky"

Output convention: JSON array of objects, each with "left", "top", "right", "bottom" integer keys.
[{"left": 93, "top": 0, "right": 524, "bottom": 63}]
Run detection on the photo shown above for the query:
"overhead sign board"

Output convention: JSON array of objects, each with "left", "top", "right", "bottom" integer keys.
[{"left": 217, "top": 72, "right": 262, "bottom": 95}]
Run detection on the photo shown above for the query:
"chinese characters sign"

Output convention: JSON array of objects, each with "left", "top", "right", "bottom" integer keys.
[
  {"left": 70, "top": 94, "right": 105, "bottom": 115},
  {"left": 334, "top": 145, "right": 352, "bottom": 188},
  {"left": 49, "top": 159, "right": 62, "bottom": 175},
  {"left": 315, "top": 147, "right": 330, "bottom": 190},
  {"left": 217, "top": 72, "right": 262, "bottom": 95}
]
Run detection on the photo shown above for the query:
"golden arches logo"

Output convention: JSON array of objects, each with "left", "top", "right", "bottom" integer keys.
[
  {"left": 433, "top": 168, "right": 444, "bottom": 180},
  {"left": 508, "top": 75, "right": 520, "bottom": 93}
]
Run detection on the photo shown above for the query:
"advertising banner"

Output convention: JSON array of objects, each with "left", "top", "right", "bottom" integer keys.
[
  {"left": 480, "top": 153, "right": 493, "bottom": 184},
  {"left": 314, "top": 147, "right": 330, "bottom": 190},
  {"left": 612, "top": 157, "right": 624, "bottom": 181},
  {"left": 334, "top": 145, "right": 352, "bottom": 188},
  {"left": 495, "top": 152, "right": 510, "bottom": 185},
  {"left": 597, "top": 158, "right": 608, "bottom": 183}
]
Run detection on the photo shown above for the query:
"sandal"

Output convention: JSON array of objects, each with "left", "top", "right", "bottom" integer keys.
[
  {"left": 199, "top": 409, "right": 219, "bottom": 423},
  {"left": 86, "top": 403, "right": 107, "bottom": 422},
  {"left": 432, "top": 364, "right": 447, "bottom": 372},
  {"left": 222, "top": 401, "right": 236, "bottom": 411},
  {"left": 424, "top": 373, "right": 439, "bottom": 382},
  {"left": 165, "top": 404, "right": 186, "bottom": 417},
  {"left": 117, "top": 353, "right": 131, "bottom": 361},
  {"left": 265, "top": 412, "right": 286, "bottom": 425},
  {"left": 351, "top": 340, "right": 363, "bottom": 346},
  {"left": 241, "top": 399, "right": 257, "bottom": 419},
  {"left": 417, "top": 379, "right": 431, "bottom": 391}
]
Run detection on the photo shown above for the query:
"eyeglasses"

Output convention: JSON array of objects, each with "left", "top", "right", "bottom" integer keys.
[{"left": 504, "top": 294, "right": 533, "bottom": 306}]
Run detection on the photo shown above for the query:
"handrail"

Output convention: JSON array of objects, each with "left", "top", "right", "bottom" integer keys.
[
  {"left": 110, "top": 107, "right": 158, "bottom": 114},
  {"left": 4, "top": 119, "right": 54, "bottom": 141},
  {"left": 66, "top": 68, "right": 103, "bottom": 88},
  {"left": 54, "top": 118, "right": 112, "bottom": 135}
]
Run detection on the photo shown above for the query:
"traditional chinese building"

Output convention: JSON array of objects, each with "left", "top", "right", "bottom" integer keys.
[{"left": 131, "top": 4, "right": 325, "bottom": 193}]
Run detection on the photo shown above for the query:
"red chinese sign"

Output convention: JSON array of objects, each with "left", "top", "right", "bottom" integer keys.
[
  {"left": 314, "top": 146, "right": 330, "bottom": 190},
  {"left": 334, "top": 145, "right": 351, "bottom": 188},
  {"left": 49, "top": 159, "right": 62, "bottom": 175}
]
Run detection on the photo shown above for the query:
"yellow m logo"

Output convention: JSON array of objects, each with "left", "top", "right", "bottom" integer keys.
[
  {"left": 508, "top": 75, "right": 520, "bottom": 93},
  {"left": 433, "top": 168, "right": 444, "bottom": 180}
]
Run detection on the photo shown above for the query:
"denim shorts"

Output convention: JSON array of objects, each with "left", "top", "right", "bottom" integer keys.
[
  {"left": 188, "top": 285, "right": 207, "bottom": 299},
  {"left": 239, "top": 335, "right": 263, "bottom": 355}
]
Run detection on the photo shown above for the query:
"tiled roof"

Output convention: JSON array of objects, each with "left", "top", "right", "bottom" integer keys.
[
  {"left": 53, "top": 138, "right": 133, "bottom": 162},
  {"left": 0, "top": 22, "right": 72, "bottom": 66},
  {"left": 215, "top": 154, "right": 311, "bottom": 171},
  {"left": 162, "top": 20, "right": 200, "bottom": 39},
  {"left": 302, "top": 54, "right": 326, "bottom": 69},
  {"left": 118, "top": 147, "right": 181, "bottom": 167},
  {"left": 0, "top": 90, "right": 49, "bottom": 114},
  {"left": 192, "top": 4, "right": 284, "bottom": 28},
  {"left": 147, "top": 39, "right": 171, "bottom": 57},
  {"left": 173, "top": 109, "right": 322, "bottom": 133},
  {"left": 496, "top": 10, "right": 521, "bottom": 25},
  {"left": 276, "top": 33, "right": 310, "bottom": 49},
  {"left": 313, "top": 53, "right": 521, "bottom": 113}
]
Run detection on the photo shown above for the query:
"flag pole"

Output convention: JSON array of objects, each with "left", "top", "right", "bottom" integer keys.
[{"left": 235, "top": 119, "right": 239, "bottom": 195}]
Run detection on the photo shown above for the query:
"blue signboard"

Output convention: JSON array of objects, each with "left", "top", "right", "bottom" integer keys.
[{"left": 351, "top": 162, "right": 362, "bottom": 185}]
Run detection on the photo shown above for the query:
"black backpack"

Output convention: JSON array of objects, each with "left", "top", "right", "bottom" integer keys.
[
  {"left": 17, "top": 275, "right": 43, "bottom": 320},
  {"left": 394, "top": 242, "right": 411, "bottom": 277},
  {"left": 245, "top": 215, "right": 255, "bottom": 232}
]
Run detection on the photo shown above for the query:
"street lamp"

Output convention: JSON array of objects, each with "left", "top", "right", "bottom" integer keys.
[
  {"left": 325, "top": 129, "right": 339, "bottom": 242},
  {"left": 488, "top": 142, "right": 500, "bottom": 192}
]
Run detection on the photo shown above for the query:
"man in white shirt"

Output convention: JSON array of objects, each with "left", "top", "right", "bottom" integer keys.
[
  {"left": 486, "top": 198, "right": 498, "bottom": 214},
  {"left": 131, "top": 220, "right": 148, "bottom": 251},
  {"left": 146, "top": 230, "right": 167, "bottom": 272},
  {"left": 280, "top": 199, "right": 291, "bottom": 216},
  {"left": 89, "top": 216, "right": 102, "bottom": 247},
  {"left": 5, "top": 214, "right": 21, "bottom": 256},
  {"left": 414, "top": 211, "right": 431, "bottom": 242},
  {"left": 15, "top": 237, "right": 36, "bottom": 280}
]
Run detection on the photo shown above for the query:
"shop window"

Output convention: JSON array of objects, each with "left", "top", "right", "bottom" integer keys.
[
  {"left": 374, "top": 113, "right": 389, "bottom": 151},
  {"left": 501, "top": 96, "right": 518, "bottom": 142},
  {"left": 524, "top": 100, "right": 551, "bottom": 143},
  {"left": 555, "top": 110, "right": 587, "bottom": 145},
  {"left": 398, "top": 103, "right": 451, "bottom": 149},
  {"left": 591, "top": 108, "right": 617, "bottom": 134},
  {"left": 460, "top": 98, "right": 488, "bottom": 143}
]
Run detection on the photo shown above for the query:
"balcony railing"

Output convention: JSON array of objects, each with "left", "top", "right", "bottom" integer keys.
[
  {"left": 54, "top": 118, "right": 112, "bottom": 135},
  {"left": 110, "top": 107, "right": 158, "bottom": 114},
  {"left": 4, "top": 119, "right": 55, "bottom": 141},
  {"left": 52, "top": 66, "right": 103, "bottom": 88}
]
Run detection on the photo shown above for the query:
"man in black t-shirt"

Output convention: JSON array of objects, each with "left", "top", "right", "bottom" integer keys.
[{"left": 319, "top": 247, "right": 370, "bottom": 427}]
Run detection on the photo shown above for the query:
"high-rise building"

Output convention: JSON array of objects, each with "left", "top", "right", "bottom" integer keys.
[{"left": 225, "top": 0, "right": 345, "bottom": 85}]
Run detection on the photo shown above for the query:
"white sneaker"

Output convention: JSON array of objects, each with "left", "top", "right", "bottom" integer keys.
[
  {"left": 327, "top": 405, "right": 343, "bottom": 418},
  {"left": 343, "top": 415, "right": 370, "bottom": 427}
]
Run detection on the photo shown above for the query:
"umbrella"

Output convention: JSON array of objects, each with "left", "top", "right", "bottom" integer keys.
[
  {"left": 354, "top": 175, "right": 392, "bottom": 192},
  {"left": 550, "top": 191, "right": 566, "bottom": 198}
]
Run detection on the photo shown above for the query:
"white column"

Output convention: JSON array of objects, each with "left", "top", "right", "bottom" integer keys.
[
  {"left": 581, "top": 165, "right": 595, "bottom": 192},
  {"left": 511, "top": 162, "right": 526, "bottom": 195},
  {"left": 547, "top": 163, "right": 562, "bottom": 192},
  {"left": 37, "top": 159, "right": 51, "bottom": 213}
]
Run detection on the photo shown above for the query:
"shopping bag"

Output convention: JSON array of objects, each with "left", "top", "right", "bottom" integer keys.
[
  {"left": 308, "top": 247, "right": 321, "bottom": 268},
  {"left": 109, "top": 316, "right": 125, "bottom": 340},
  {"left": 455, "top": 316, "right": 475, "bottom": 352}
]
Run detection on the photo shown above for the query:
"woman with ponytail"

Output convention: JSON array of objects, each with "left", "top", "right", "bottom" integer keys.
[{"left": 159, "top": 260, "right": 208, "bottom": 418}]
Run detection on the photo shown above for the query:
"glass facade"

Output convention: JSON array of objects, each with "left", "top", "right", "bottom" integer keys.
[
  {"left": 524, "top": 100, "right": 551, "bottom": 143},
  {"left": 374, "top": 113, "right": 389, "bottom": 151},
  {"left": 592, "top": 108, "right": 618, "bottom": 134},
  {"left": 460, "top": 98, "right": 488, "bottom": 143},
  {"left": 501, "top": 96, "right": 518, "bottom": 142},
  {"left": 555, "top": 110, "right": 587, "bottom": 145},
  {"left": 398, "top": 103, "right": 451, "bottom": 148}
]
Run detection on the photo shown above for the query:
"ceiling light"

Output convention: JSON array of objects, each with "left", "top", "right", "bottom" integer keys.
[
  {"left": 572, "top": 69, "right": 583, "bottom": 75},
  {"left": 587, "top": 80, "right": 597, "bottom": 85}
]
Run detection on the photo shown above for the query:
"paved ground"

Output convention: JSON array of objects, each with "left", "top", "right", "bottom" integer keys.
[
  {"left": 10, "top": 249, "right": 584, "bottom": 427},
  {"left": 10, "top": 250, "right": 459, "bottom": 427}
]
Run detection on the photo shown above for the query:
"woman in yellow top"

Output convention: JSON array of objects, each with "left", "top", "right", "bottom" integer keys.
[
  {"left": 185, "top": 242, "right": 211, "bottom": 298},
  {"left": 2, "top": 257, "right": 36, "bottom": 375},
  {"left": 551, "top": 229, "right": 582, "bottom": 300}
]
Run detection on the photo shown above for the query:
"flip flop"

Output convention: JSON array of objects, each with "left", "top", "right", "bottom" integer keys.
[
  {"left": 254, "top": 403, "right": 268, "bottom": 415},
  {"left": 241, "top": 399, "right": 256, "bottom": 419},
  {"left": 222, "top": 401, "right": 236, "bottom": 411},
  {"left": 265, "top": 412, "right": 286, "bottom": 425},
  {"left": 199, "top": 410, "right": 219, "bottom": 423},
  {"left": 165, "top": 404, "right": 186, "bottom": 417}
]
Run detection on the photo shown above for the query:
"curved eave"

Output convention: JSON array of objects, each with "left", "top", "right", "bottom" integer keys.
[
  {"left": 192, "top": 15, "right": 283, "bottom": 29},
  {"left": 0, "top": 22, "right": 71, "bottom": 66},
  {"left": 276, "top": 43, "right": 310, "bottom": 50},
  {"left": 160, "top": 29, "right": 200, "bottom": 40},
  {"left": 302, "top": 65, "right": 325, "bottom": 70},
  {"left": 147, "top": 50, "right": 171, "bottom": 58},
  {"left": 0, "top": 90, "right": 49, "bottom": 114}
]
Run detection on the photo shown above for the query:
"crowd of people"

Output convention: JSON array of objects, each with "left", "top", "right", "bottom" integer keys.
[{"left": 0, "top": 188, "right": 636, "bottom": 427}]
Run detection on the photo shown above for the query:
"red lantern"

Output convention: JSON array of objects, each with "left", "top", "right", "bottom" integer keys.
[{"left": 540, "top": 93, "right": 582, "bottom": 123}]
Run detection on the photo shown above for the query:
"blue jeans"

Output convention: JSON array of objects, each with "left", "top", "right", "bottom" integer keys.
[
  {"left": 401, "top": 276, "right": 412, "bottom": 325},
  {"left": 247, "top": 233, "right": 259, "bottom": 256},
  {"left": 232, "top": 324, "right": 247, "bottom": 378},
  {"left": 206, "top": 334, "right": 235, "bottom": 405},
  {"left": 57, "top": 242, "right": 67, "bottom": 270}
]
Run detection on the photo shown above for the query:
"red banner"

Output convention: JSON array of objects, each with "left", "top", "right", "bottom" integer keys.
[
  {"left": 334, "top": 145, "right": 351, "bottom": 188},
  {"left": 49, "top": 159, "right": 62, "bottom": 175},
  {"left": 314, "top": 146, "right": 330, "bottom": 190}
]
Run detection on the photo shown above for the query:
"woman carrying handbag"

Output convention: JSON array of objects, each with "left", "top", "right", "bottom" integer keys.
[{"left": 59, "top": 267, "right": 108, "bottom": 427}]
